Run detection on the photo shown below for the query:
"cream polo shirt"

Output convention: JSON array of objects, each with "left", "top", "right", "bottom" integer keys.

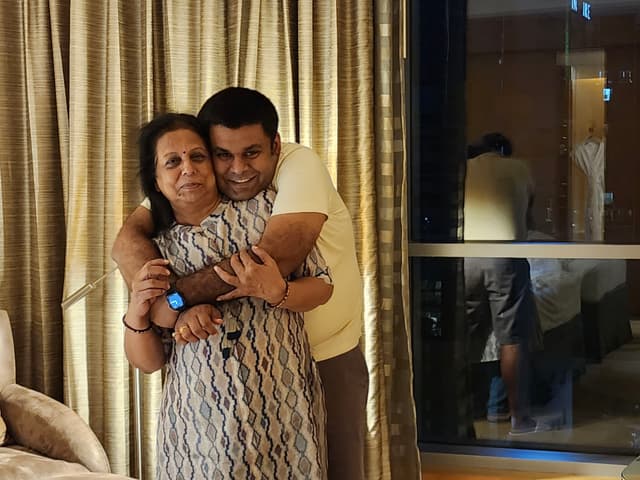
[
  {"left": 142, "top": 142, "right": 364, "bottom": 361},
  {"left": 464, "top": 152, "right": 534, "bottom": 241},
  {"left": 270, "top": 143, "right": 363, "bottom": 361}
]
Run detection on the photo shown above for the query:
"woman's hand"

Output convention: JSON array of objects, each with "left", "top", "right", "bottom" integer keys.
[
  {"left": 214, "top": 246, "right": 287, "bottom": 304},
  {"left": 127, "top": 258, "right": 171, "bottom": 322},
  {"left": 172, "top": 304, "right": 223, "bottom": 345}
]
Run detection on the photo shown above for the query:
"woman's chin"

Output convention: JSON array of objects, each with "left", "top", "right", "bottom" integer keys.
[{"left": 173, "top": 190, "right": 218, "bottom": 211}]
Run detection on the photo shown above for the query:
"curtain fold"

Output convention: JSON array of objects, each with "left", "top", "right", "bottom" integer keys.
[
  {"left": 0, "top": 1, "right": 419, "bottom": 478},
  {"left": 0, "top": 0, "right": 67, "bottom": 400},
  {"left": 62, "top": 2, "right": 153, "bottom": 473},
  {"left": 368, "top": 0, "right": 420, "bottom": 478}
]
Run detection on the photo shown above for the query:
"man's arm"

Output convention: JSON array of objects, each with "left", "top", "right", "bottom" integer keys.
[
  {"left": 175, "top": 212, "right": 326, "bottom": 305},
  {"left": 114, "top": 146, "right": 329, "bottom": 307},
  {"left": 111, "top": 206, "right": 161, "bottom": 287},
  {"left": 112, "top": 205, "right": 238, "bottom": 305},
  {"left": 258, "top": 212, "right": 326, "bottom": 275}
]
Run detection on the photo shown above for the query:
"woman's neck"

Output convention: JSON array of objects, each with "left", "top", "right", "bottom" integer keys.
[{"left": 173, "top": 193, "right": 221, "bottom": 226}]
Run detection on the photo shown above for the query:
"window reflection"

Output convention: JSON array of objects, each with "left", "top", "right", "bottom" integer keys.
[
  {"left": 413, "top": 257, "right": 639, "bottom": 453},
  {"left": 409, "top": 0, "right": 640, "bottom": 456},
  {"left": 466, "top": 0, "right": 640, "bottom": 244}
]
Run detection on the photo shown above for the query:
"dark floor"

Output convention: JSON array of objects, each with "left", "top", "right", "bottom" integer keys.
[{"left": 473, "top": 321, "right": 640, "bottom": 452}]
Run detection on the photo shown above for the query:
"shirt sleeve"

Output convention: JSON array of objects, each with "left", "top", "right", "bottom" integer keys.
[
  {"left": 271, "top": 146, "right": 333, "bottom": 217},
  {"left": 291, "top": 245, "right": 333, "bottom": 286}
]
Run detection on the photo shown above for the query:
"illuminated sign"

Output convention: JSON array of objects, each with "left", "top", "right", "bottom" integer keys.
[
  {"left": 603, "top": 88, "right": 611, "bottom": 102},
  {"left": 570, "top": 0, "right": 592, "bottom": 20}
]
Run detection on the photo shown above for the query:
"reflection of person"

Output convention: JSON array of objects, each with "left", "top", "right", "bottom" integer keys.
[
  {"left": 464, "top": 133, "right": 544, "bottom": 435},
  {"left": 113, "top": 88, "right": 368, "bottom": 479},
  {"left": 574, "top": 131, "right": 605, "bottom": 241},
  {"left": 123, "top": 113, "right": 332, "bottom": 479}
]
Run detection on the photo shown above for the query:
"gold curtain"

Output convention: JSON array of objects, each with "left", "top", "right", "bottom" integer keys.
[
  {"left": 0, "top": 0, "right": 68, "bottom": 400},
  {"left": 368, "top": 1, "right": 421, "bottom": 478},
  {"left": 0, "top": 1, "right": 419, "bottom": 478},
  {"left": 62, "top": 1, "right": 154, "bottom": 474}
]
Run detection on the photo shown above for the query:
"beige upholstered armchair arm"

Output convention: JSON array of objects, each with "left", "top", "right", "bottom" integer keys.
[
  {"left": 0, "top": 383, "right": 111, "bottom": 473},
  {"left": 0, "top": 310, "right": 15, "bottom": 389}
]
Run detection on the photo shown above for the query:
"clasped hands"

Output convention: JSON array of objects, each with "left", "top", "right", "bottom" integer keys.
[{"left": 129, "top": 246, "right": 285, "bottom": 345}]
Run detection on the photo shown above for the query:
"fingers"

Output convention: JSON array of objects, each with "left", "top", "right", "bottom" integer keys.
[
  {"left": 250, "top": 245, "right": 275, "bottom": 266},
  {"left": 216, "top": 289, "right": 243, "bottom": 302},
  {"left": 214, "top": 265, "right": 239, "bottom": 287},
  {"left": 132, "top": 278, "right": 169, "bottom": 303},
  {"left": 174, "top": 323, "right": 215, "bottom": 344},
  {"left": 172, "top": 327, "right": 189, "bottom": 345},
  {"left": 139, "top": 258, "right": 171, "bottom": 279},
  {"left": 198, "top": 308, "right": 224, "bottom": 336},
  {"left": 187, "top": 315, "right": 210, "bottom": 340},
  {"left": 176, "top": 323, "right": 200, "bottom": 342},
  {"left": 173, "top": 305, "right": 223, "bottom": 345},
  {"left": 210, "top": 305, "right": 222, "bottom": 319},
  {"left": 146, "top": 264, "right": 171, "bottom": 280},
  {"left": 229, "top": 253, "right": 244, "bottom": 274},
  {"left": 134, "top": 287, "right": 167, "bottom": 304},
  {"left": 138, "top": 277, "right": 169, "bottom": 290},
  {"left": 238, "top": 249, "right": 257, "bottom": 267},
  {"left": 192, "top": 307, "right": 223, "bottom": 338},
  {"left": 133, "top": 258, "right": 171, "bottom": 295}
]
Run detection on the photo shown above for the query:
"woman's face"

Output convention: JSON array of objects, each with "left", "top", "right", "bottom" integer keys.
[{"left": 154, "top": 128, "right": 217, "bottom": 211}]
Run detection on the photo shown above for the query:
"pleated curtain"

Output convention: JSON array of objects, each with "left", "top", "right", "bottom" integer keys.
[{"left": 0, "top": 1, "right": 419, "bottom": 478}]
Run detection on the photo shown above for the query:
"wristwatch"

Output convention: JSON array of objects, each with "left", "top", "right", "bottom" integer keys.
[{"left": 165, "top": 288, "right": 187, "bottom": 312}]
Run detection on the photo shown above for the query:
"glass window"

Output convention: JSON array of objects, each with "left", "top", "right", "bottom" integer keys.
[
  {"left": 412, "top": 257, "right": 640, "bottom": 454},
  {"left": 409, "top": 0, "right": 640, "bottom": 457}
]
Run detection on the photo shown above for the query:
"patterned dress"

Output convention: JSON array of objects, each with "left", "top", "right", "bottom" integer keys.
[{"left": 153, "top": 189, "right": 328, "bottom": 480}]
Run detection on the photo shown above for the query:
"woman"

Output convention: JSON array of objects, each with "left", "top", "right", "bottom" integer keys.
[{"left": 122, "top": 113, "right": 331, "bottom": 479}]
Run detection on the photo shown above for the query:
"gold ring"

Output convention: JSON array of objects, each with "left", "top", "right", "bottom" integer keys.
[{"left": 179, "top": 326, "right": 189, "bottom": 336}]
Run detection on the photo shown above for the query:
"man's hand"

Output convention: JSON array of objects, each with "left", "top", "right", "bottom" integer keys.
[
  {"left": 214, "top": 246, "right": 286, "bottom": 304},
  {"left": 172, "top": 304, "right": 223, "bottom": 346}
]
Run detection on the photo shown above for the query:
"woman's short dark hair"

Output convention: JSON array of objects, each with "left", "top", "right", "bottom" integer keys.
[
  {"left": 138, "top": 113, "right": 208, "bottom": 234},
  {"left": 197, "top": 87, "right": 279, "bottom": 144}
]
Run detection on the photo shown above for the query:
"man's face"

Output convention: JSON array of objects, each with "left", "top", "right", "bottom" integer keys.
[{"left": 209, "top": 124, "right": 280, "bottom": 201}]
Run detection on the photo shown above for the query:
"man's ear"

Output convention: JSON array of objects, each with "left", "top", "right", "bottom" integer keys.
[{"left": 271, "top": 132, "right": 281, "bottom": 157}]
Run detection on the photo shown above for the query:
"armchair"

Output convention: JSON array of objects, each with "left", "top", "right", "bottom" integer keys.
[{"left": 0, "top": 310, "right": 133, "bottom": 479}]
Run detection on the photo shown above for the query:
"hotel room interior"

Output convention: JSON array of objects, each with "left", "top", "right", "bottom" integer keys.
[{"left": 1, "top": 0, "right": 640, "bottom": 479}]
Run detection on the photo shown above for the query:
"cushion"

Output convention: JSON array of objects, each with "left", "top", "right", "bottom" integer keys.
[
  {"left": 0, "top": 384, "right": 110, "bottom": 472},
  {"left": 0, "top": 408, "right": 7, "bottom": 445},
  {"left": 0, "top": 446, "right": 89, "bottom": 480}
]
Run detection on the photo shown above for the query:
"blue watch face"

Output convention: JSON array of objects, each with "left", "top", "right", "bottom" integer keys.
[{"left": 166, "top": 290, "right": 186, "bottom": 311}]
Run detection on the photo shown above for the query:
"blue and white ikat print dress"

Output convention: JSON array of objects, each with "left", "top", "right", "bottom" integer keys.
[{"left": 153, "top": 189, "right": 328, "bottom": 480}]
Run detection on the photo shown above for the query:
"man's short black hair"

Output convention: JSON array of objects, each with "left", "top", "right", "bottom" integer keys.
[
  {"left": 467, "top": 132, "right": 513, "bottom": 158},
  {"left": 197, "top": 87, "right": 279, "bottom": 143}
]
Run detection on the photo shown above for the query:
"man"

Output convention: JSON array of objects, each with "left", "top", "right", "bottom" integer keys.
[
  {"left": 464, "top": 132, "right": 543, "bottom": 435},
  {"left": 112, "top": 87, "right": 368, "bottom": 479}
]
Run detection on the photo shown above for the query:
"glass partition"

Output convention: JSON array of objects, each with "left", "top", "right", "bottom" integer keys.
[
  {"left": 408, "top": 0, "right": 640, "bottom": 458},
  {"left": 412, "top": 256, "right": 640, "bottom": 455},
  {"left": 410, "top": 0, "right": 640, "bottom": 245}
]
